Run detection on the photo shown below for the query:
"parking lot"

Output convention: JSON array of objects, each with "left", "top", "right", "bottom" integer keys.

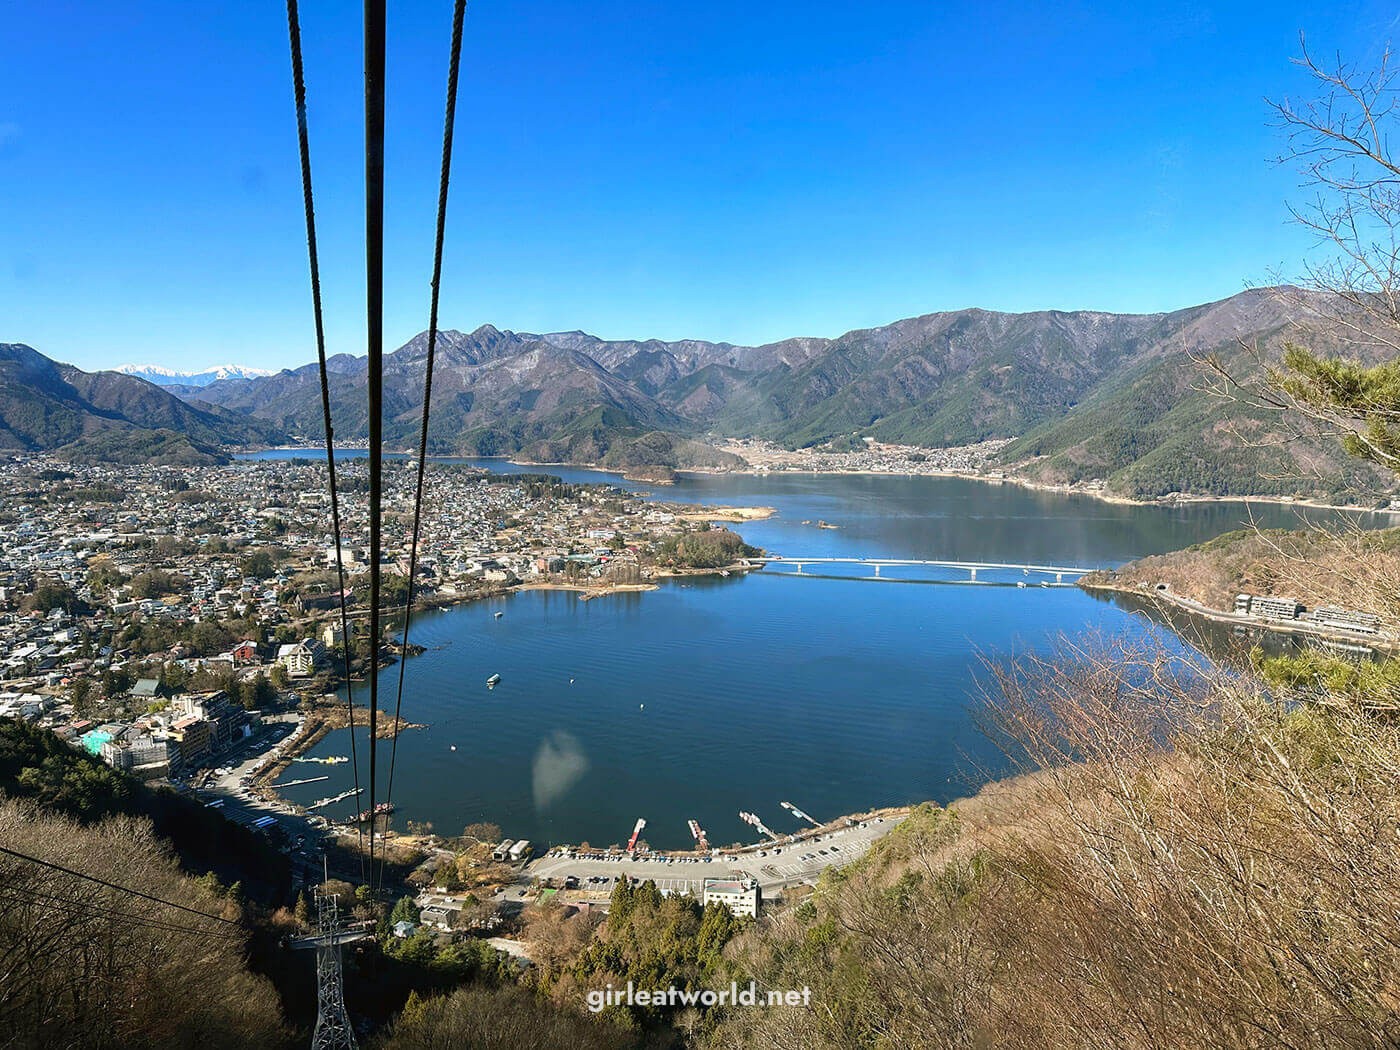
[
  {"left": 525, "top": 812, "right": 903, "bottom": 897},
  {"left": 180, "top": 714, "right": 332, "bottom": 886}
]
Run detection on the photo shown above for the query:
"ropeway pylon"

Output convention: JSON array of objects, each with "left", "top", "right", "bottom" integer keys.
[{"left": 311, "top": 892, "right": 357, "bottom": 1050}]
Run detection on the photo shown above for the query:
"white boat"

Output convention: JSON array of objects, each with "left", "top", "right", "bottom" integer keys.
[
  {"left": 494, "top": 611, "right": 503, "bottom": 619},
  {"left": 486, "top": 673, "right": 502, "bottom": 687}
]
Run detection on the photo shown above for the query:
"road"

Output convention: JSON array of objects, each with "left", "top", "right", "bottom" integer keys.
[
  {"left": 522, "top": 813, "right": 902, "bottom": 901},
  {"left": 181, "top": 714, "right": 905, "bottom": 905},
  {"left": 1101, "top": 582, "right": 1394, "bottom": 651},
  {"left": 182, "top": 712, "right": 330, "bottom": 888}
]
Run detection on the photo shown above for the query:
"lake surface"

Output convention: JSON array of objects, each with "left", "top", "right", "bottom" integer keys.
[{"left": 242, "top": 452, "right": 1390, "bottom": 849}]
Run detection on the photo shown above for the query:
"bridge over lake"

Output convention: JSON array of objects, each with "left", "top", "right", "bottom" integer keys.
[{"left": 748, "top": 556, "right": 1101, "bottom": 585}]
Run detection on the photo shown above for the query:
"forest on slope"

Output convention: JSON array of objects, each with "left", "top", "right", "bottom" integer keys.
[{"left": 159, "top": 288, "right": 1394, "bottom": 502}]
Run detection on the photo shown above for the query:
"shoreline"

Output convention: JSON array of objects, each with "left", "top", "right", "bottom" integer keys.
[
  {"left": 248, "top": 561, "right": 760, "bottom": 803},
  {"left": 679, "top": 463, "right": 1399, "bottom": 516},
  {"left": 525, "top": 804, "right": 913, "bottom": 873},
  {"left": 239, "top": 446, "right": 1397, "bottom": 516},
  {"left": 224, "top": 447, "right": 1395, "bottom": 838},
  {"left": 1080, "top": 577, "right": 1398, "bottom": 653},
  {"left": 248, "top": 702, "right": 426, "bottom": 803}
]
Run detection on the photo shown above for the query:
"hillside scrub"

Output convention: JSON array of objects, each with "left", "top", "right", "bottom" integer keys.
[
  {"left": 1083, "top": 524, "right": 1400, "bottom": 618},
  {"left": 704, "top": 638, "right": 1400, "bottom": 1050},
  {"left": 370, "top": 880, "right": 750, "bottom": 1048},
  {"left": 376, "top": 984, "right": 644, "bottom": 1050},
  {"left": 0, "top": 799, "right": 290, "bottom": 1049},
  {"left": 515, "top": 880, "right": 749, "bottom": 1038},
  {"left": 1251, "top": 647, "right": 1400, "bottom": 713},
  {"left": 0, "top": 718, "right": 292, "bottom": 901}
]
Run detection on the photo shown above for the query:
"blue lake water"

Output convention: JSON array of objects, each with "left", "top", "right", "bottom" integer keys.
[{"left": 241, "top": 452, "right": 1389, "bottom": 849}]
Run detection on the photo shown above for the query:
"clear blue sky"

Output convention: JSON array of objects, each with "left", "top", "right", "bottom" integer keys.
[{"left": 1, "top": 1, "right": 1395, "bottom": 372}]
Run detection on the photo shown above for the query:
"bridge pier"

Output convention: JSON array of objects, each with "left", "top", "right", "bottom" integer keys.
[
  {"left": 873, "top": 564, "right": 881, "bottom": 577},
  {"left": 1056, "top": 572, "right": 1063, "bottom": 584},
  {"left": 969, "top": 567, "right": 977, "bottom": 581}
]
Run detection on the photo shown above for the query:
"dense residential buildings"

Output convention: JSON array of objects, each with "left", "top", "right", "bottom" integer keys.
[
  {"left": 719, "top": 437, "right": 1012, "bottom": 478},
  {"left": 0, "top": 452, "right": 754, "bottom": 782}
]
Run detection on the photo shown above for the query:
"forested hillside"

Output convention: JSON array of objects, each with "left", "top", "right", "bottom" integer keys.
[
  {"left": 150, "top": 287, "right": 1392, "bottom": 500},
  {"left": 0, "top": 719, "right": 293, "bottom": 1047},
  {"left": 0, "top": 343, "right": 284, "bottom": 465},
  {"left": 8, "top": 288, "right": 1394, "bottom": 499},
  {"left": 698, "top": 645, "right": 1400, "bottom": 1050}
]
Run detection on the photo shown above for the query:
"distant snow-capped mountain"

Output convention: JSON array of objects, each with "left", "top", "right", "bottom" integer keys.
[{"left": 114, "top": 363, "right": 277, "bottom": 387}]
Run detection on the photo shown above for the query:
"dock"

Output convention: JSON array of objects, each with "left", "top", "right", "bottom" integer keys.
[
  {"left": 739, "top": 810, "right": 780, "bottom": 840},
  {"left": 307, "top": 788, "right": 361, "bottom": 811},
  {"left": 781, "top": 801, "right": 821, "bottom": 827}
]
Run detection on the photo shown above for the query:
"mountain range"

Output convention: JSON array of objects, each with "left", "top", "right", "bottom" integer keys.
[
  {"left": 0, "top": 343, "right": 285, "bottom": 465},
  {"left": 113, "top": 363, "right": 275, "bottom": 387},
  {"left": 4, "top": 287, "right": 1391, "bottom": 499}
]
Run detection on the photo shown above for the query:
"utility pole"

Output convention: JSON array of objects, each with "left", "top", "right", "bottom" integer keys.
[{"left": 310, "top": 890, "right": 357, "bottom": 1050}]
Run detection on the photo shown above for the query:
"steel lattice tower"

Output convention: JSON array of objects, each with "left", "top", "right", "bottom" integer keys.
[{"left": 311, "top": 893, "right": 357, "bottom": 1050}]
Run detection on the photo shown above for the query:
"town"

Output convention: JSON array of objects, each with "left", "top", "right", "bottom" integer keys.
[
  {"left": 0, "top": 448, "right": 927, "bottom": 992},
  {"left": 0, "top": 452, "right": 764, "bottom": 814},
  {"left": 718, "top": 436, "right": 1014, "bottom": 477}
]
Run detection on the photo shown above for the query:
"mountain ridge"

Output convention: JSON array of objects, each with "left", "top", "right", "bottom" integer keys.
[
  {"left": 10, "top": 287, "right": 1391, "bottom": 499},
  {"left": 114, "top": 363, "right": 275, "bottom": 387},
  {"left": 0, "top": 344, "right": 286, "bottom": 465}
]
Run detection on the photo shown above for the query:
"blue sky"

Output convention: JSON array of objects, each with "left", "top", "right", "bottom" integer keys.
[{"left": 1, "top": 1, "right": 1395, "bottom": 372}]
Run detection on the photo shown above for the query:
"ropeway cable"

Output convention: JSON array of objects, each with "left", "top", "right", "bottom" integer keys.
[
  {"left": 382, "top": 0, "right": 469, "bottom": 892},
  {"left": 285, "top": 0, "right": 367, "bottom": 883}
]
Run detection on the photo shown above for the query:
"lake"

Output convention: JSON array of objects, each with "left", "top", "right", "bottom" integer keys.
[{"left": 242, "top": 452, "right": 1389, "bottom": 850}]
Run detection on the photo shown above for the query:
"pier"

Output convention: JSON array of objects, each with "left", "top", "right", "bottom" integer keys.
[
  {"left": 525, "top": 807, "right": 909, "bottom": 899},
  {"left": 277, "top": 775, "right": 331, "bottom": 788},
  {"left": 781, "top": 801, "right": 821, "bottom": 827},
  {"left": 307, "top": 788, "right": 361, "bottom": 811},
  {"left": 740, "top": 810, "right": 781, "bottom": 840}
]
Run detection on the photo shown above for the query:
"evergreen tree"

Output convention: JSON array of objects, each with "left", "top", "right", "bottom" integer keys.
[
  {"left": 390, "top": 895, "right": 421, "bottom": 927},
  {"left": 608, "top": 878, "right": 634, "bottom": 921}
]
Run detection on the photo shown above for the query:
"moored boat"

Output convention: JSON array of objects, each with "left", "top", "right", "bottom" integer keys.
[{"left": 355, "top": 801, "right": 395, "bottom": 822}]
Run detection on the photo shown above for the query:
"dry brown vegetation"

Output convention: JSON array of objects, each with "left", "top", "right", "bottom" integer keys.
[
  {"left": 1085, "top": 523, "right": 1400, "bottom": 618},
  {"left": 0, "top": 799, "right": 289, "bottom": 1049},
  {"left": 705, "top": 638, "right": 1400, "bottom": 1050},
  {"left": 375, "top": 983, "right": 639, "bottom": 1050}
]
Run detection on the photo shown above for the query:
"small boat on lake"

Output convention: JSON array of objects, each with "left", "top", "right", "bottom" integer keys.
[
  {"left": 486, "top": 673, "right": 502, "bottom": 687},
  {"left": 494, "top": 611, "right": 503, "bottom": 619}
]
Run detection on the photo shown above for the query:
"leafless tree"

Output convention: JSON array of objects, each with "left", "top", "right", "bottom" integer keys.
[
  {"left": 1275, "top": 38, "right": 1400, "bottom": 353},
  {"left": 1196, "top": 38, "right": 1400, "bottom": 476},
  {"left": 706, "top": 638, "right": 1400, "bottom": 1050}
]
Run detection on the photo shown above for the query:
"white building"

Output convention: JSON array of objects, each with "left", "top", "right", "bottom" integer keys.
[
  {"left": 702, "top": 877, "right": 760, "bottom": 918},
  {"left": 276, "top": 638, "right": 325, "bottom": 678}
]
